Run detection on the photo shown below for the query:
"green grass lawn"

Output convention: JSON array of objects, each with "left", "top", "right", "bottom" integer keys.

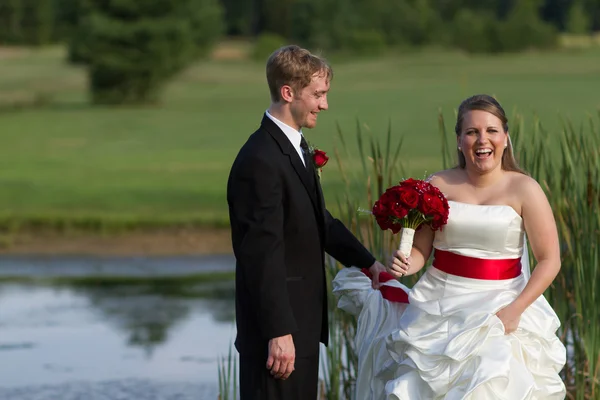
[{"left": 1, "top": 44, "right": 600, "bottom": 230}]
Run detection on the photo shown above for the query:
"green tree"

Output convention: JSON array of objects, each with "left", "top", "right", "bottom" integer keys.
[
  {"left": 20, "top": 0, "right": 54, "bottom": 46},
  {"left": 289, "top": 0, "right": 319, "bottom": 46},
  {"left": 260, "top": 0, "right": 294, "bottom": 39},
  {"left": 0, "top": 0, "right": 54, "bottom": 46},
  {"left": 0, "top": 0, "right": 22, "bottom": 44},
  {"left": 87, "top": 0, "right": 194, "bottom": 105},
  {"left": 582, "top": 0, "right": 600, "bottom": 30},
  {"left": 378, "top": 0, "right": 411, "bottom": 46},
  {"left": 66, "top": 0, "right": 93, "bottom": 64},
  {"left": 451, "top": 9, "right": 496, "bottom": 53},
  {"left": 185, "top": 0, "right": 225, "bottom": 58},
  {"left": 52, "top": 0, "right": 77, "bottom": 40},
  {"left": 220, "top": 0, "right": 255, "bottom": 35},
  {"left": 380, "top": 0, "right": 442, "bottom": 46},
  {"left": 84, "top": 0, "right": 223, "bottom": 105},
  {"left": 294, "top": 0, "right": 441, "bottom": 51},
  {"left": 431, "top": 0, "right": 511, "bottom": 21},
  {"left": 566, "top": 0, "right": 591, "bottom": 34},
  {"left": 499, "top": 0, "right": 558, "bottom": 52}
]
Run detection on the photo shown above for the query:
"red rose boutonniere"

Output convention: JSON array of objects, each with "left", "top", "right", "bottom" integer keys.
[
  {"left": 306, "top": 141, "right": 329, "bottom": 178},
  {"left": 312, "top": 149, "right": 329, "bottom": 177}
]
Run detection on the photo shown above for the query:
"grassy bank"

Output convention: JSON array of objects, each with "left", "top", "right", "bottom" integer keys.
[{"left": 1, "top": 43, "right": 600, "bottom": 234}]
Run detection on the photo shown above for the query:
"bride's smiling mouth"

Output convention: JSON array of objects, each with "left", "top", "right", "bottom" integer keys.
[{"left": 474, "top": 148, "right": 493, "bottom": 159}]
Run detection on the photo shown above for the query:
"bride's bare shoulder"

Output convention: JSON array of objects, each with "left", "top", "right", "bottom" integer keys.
[
  {"left": 508, "top": 172, "right": 546, "bottom": 200},
  {"left": 426, "top": 168, "right": 463, "bottom": 187}
]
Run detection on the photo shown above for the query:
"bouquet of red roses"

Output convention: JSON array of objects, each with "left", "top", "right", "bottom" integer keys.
[{"left": 372, "top": 178, "right": 450, "bottom": 258}]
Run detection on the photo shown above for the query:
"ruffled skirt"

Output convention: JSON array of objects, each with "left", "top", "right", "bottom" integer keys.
[{"left": 332, "top": 266, "right": 567, "bottom": 400}]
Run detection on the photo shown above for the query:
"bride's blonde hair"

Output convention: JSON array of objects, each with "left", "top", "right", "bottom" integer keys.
[{"left": 454, "top": 94, "right": 527, "bottom": 175}]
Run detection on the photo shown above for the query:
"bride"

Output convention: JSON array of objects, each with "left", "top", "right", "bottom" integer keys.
[{"left": 333, "top": 94, "right": 567, "bottom": 399}]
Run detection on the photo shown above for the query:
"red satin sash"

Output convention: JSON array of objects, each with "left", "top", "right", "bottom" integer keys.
[
  {"left": 361, "top": 268, "right": 410, "bottom": 303},
  {"left": 432, "top": 249, "right": 522, "bottom": 280}
]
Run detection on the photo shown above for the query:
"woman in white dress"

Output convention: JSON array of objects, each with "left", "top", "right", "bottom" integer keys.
[{"left": 333, "top": 94, "right": 566, "bottom": 399}]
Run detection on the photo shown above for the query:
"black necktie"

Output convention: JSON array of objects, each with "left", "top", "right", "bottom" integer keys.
[
  {"left": 300, "top": 136, "right": 323, "bottom": 214},
  {"left": 299, "top": 136, "right": 317, "bottom": 191},
  {"left": 299, "top": 136, "right": 311, "bottom": 169}
]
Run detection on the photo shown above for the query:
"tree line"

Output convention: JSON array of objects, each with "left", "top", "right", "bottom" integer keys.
[
  {"left": 0, "top": 0, "right": 597, "bottom": 104},
  {"left": 239, "top": 0, "right": 597, "bottom": 54}
]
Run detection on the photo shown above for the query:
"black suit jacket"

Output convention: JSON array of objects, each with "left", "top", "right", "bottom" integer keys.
[{"left": 227, "top": 115, "right": 375, "bottom": 358}]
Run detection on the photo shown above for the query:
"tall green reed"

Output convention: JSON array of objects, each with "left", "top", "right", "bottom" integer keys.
[
  {"left": 320, "top": 120, "right": 415, "bottom": 399},
  {"left": 548, "top": 117, "right": 600, "bottom": 399},
  {"left": 217, "top": 342, "right": 238, "bottom": 400},
  {"left": 329, "top": 120, "right": 408, "bottom": 259}
]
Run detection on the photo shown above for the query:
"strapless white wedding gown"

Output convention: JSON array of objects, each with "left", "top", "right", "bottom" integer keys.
[{"left": 333, "top": 201, "right": 566, "bottom": 400}]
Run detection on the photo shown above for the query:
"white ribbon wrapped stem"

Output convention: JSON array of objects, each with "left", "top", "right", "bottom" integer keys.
[{"left": 398, "top": 227, "right": 415, "bottom": 259}]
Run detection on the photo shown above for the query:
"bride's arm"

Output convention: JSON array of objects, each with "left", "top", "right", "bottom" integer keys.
[
  {"left": 514, "top": 178, "right": 561, "bottom": 310},
  {"left": 496, "top": 177, "right": 561, "bottom": 332},
  {"left": 387, "top": 226, "right": 435, "bottom": 278}
]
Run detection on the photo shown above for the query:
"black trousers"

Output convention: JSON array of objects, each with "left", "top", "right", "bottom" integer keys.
[{"left": 239, "top": 354, "right": 319, "bottom": 400}]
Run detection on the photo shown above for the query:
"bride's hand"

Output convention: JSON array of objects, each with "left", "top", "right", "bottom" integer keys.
[
  {"left": 387, "top": 250, "right": 411, "bottom": 278},
  {"left": 495, "top": 304, "right": 522, "bottom": 334}
]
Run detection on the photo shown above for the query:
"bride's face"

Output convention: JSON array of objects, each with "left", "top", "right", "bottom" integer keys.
[{"left": 457, "top": 110, "right": 508, "bottom": 174}]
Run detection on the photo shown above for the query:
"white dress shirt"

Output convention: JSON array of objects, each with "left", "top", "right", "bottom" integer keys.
[{"left": 265, "top": 111, "right": 306, "bottom": 167}]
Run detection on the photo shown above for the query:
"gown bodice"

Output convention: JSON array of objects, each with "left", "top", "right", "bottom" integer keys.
[{"left": 433, "top": 201, "right": 524, "bottom": 259}]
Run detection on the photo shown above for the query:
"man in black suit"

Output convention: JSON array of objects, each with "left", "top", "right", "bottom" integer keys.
[{"left": 227, "top": 45, "right": 385, "bottom": 400}]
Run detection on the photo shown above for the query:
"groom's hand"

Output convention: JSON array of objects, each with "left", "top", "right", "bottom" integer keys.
[
  {"left": 368, "top": 261, "right": 386, "bottom": 289},
  {"left": 266, "top": 334, "right": 295, "bottom": 380}
]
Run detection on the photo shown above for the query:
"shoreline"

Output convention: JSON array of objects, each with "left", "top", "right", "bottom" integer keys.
[{"left": 0, "top": 228, "right": 233, "bottom": 256}]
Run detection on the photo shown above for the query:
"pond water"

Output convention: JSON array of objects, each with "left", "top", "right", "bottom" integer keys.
[{"left": 0, "top": 254, "right": 237, "bottom": 400}]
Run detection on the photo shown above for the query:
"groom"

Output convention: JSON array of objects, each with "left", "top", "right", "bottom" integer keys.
[{"left": 227, "top": 45, "right": 386, "bottom": 400}]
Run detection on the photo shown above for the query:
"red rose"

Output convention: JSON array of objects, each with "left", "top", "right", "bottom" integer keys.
[
  {"left": 426, "top": 185, "right": 449, "bottom": 211},
  {"left": 376, "top": 216, "right": 393, "bottom": 231},
  {"left": 372, "top": 187, "right": 408, "bottom": 233},
  {"left": 390, "top": 202, "right": 408, "bottom": 220},
  {"left": 401, "top": 178, "right": 431, "bottom": 194},
  {"left": 377, "top": 215, "right": 401, "bottom": 233},
  {"left": 378, "top": 188, "right": 398, "bottom": 206},
  {"left": 419, "top": 192, "right": 445, "bottom": 216},
  {"left": 378, "top": 188, "right": 409, "bottom": 220},
  {"left": 431, "top": 213, "right": 448, "bottom": 230},
  {"left": 426, "top": 184, "right": 442, "bottom": 196},
  {"left": 372, "top": 199, "right": 387, "bottom": 218},
  {"left": 400, "top": 178, "right": 418, "bottom": 190},
  {"left": 313, "top": 150, "right": 329, "bottom": 168},
  {"left": 398, "top": 187, "right": 420, "bottom": 209},
  {"left": 373, "top": 191, "right": 394, "bottom": 215}
]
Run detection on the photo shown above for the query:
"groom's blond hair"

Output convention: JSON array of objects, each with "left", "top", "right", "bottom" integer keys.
[{"left": 266, "top": 45, "right": 333, "bottom": 102}]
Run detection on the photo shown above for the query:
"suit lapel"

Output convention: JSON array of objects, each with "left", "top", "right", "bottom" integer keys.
[{"left": 261, "top": 115, "right": 323, "bottom": 220}]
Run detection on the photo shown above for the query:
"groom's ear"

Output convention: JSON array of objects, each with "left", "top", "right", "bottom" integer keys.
[{"left": 280, "top": 85, "right": 294, "bottom": 103}]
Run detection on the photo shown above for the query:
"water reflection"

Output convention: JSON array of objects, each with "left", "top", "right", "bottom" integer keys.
[
  {"left": 0, "top": 277, "right": 236, "bottom": 390},
  {"left": 66, "top": 280, "right": 235, "bottom": 354},
  {"left": 82, "top": 286, "right": 191, "bottom": 355}
]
